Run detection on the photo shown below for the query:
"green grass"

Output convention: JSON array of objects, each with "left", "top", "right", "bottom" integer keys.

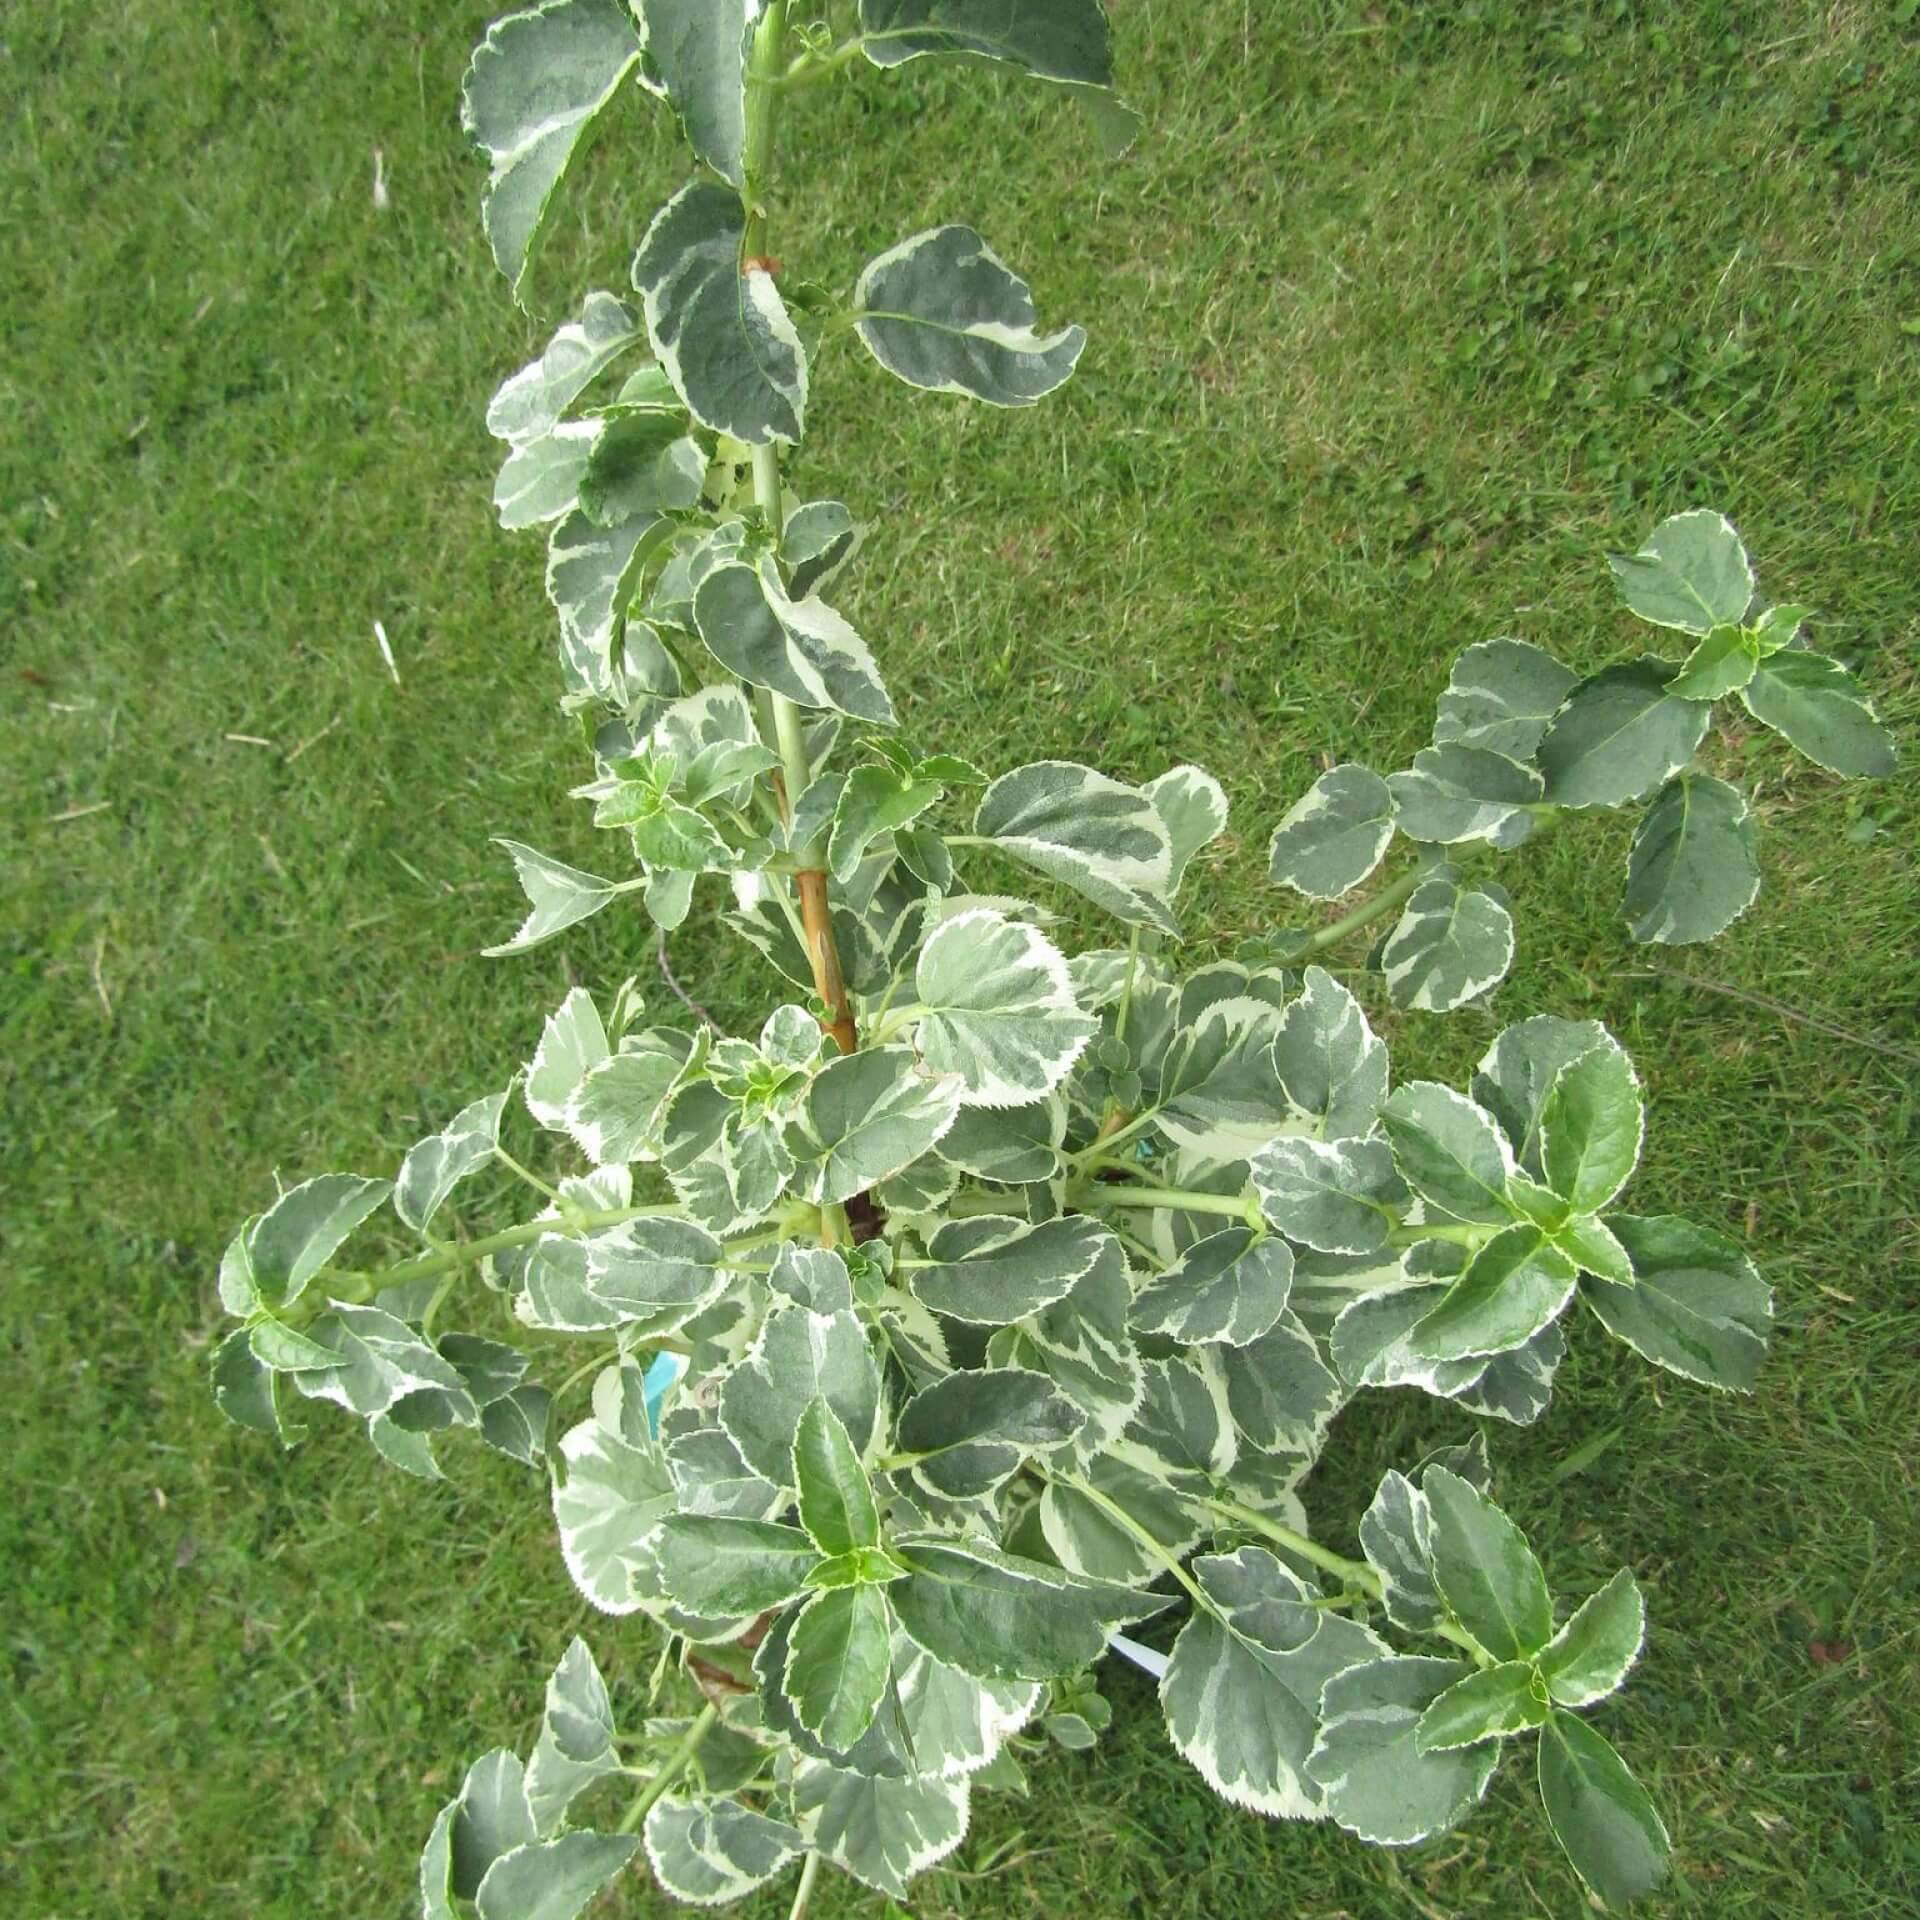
[{"left": 5, "top": 0, "right": 1918, "bottom": 1914}]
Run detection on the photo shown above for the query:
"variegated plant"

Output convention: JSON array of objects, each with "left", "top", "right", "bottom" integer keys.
[{"left": 210, "top": 5, "right": 1896, "bottom": 1917}]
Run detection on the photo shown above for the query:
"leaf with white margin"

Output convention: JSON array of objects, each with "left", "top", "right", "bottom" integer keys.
[
  {"left": 1358, "top": 1469, "right": 1443, "bottom": 1633},
  {"left": 1379, "top": 870, "right": 1515, "bottom": 1012},
  {"left": 395, "top": 1091, "right": 509, "bottom": 1234},
  {"left": 633, "top": 181, "right": 807, "bottom": 445},
  {"left": 1451, "top": 1322, "right": 1565, "bottom": 1428},
  {"left": 1607, "top": 507, "right": 1754, "bottom": 635},
  {"left": 1381, "top": 1082, "right": 1518, "bottom": 1224},
  {"left": 896, "top": 1367, "right": 1084, "bottom": 1500},
  {"left": 912, "top": 909, "right": 1096, "bottom": 1107},
  {"left": 420, "top": 1796, "right": 458, "bottom": 1920},
  {"left": 524, "top": 1638, "right": 620, "bottom": 1836},
  {"left": 484, "top": 840, "right": 622, "bottom": 957},
  {"left": 1423, "top": 1467, "right": 1553, "bottom": 1660},
  {"left": 577, "top": 412, "right": 705, "bottom": 527},
  {"left": 450, "top": 1748, "right": 539, "bottom": 1900},
  {"left": 1132, "top": 1227, "right": 1294, "bottom": 1347},
  {"left": 583, "top": 1216, "right": 727, "bottom": 1329},
  {"left": 1538, "top": 1712, "right": 1670, "bottom": 1910},
  {"left": 666, "top": 1422, "right": 784, "bottom": 1522},
  {"left": 792, "top": 1757, "right": 969, "bottom": 1898},
  {"left": 1582, "top": 1212, "right": 1771, "bottom": 1391},
  {"left": 1409, "top": 1226, "right": 1579, "bottom": 1363},
  {"left": 553, "top": 1363, "right": 677, "bottom": 1613},
  {"left": 653, "top": 1514, "right": 819, "bottom": 1615},
  {"left": 785, "top": 1583, "right": 896, "bottom": 1751},
  {"left": 1541, "top": 1568, "right": 1646, "bottom": 1709},
  {"left": 1538, "top": 659, "right": 1711, "bottom": 809},
  {"left": 1160, "top": 1546, "right": 1387, "bottom": 1818},
  {"left": 246, "top": 1174, "right": 391, "bottom": 1311},
  {"left": 694, "top": 557, "right": 894, "bottom": 723},
  {"left": 986, "top": 1237, "right": 1143, "bottom": 1459},
  {"left": 1666, "top": 621, "right": 1758, "bottom": 701},
  {"left": 785, "top": 1046, "right": 963, "bottom": 1205},
  {"left": 1306, "top": 1656, "right": 1497, "bottom": 1844},
  {"left": 932, "top": 1096, "right": 1064, "bottom": 1184},
  {"left": 889, "top": 1536, "right": 1161, "bottom": 1683},
  {"left": 858, "top": 0, "right": 1138, "bottom": 154},
  {"left": 462, "top": 0, "right": 642, "bottom": 295},
  {"left": 853, "top": 226, "right": 1084, "bottom": 406},
  {"left": 1144, "top": 763, "right": 1228, "bottom": 893},
  {"left": 794, "top": 1397, "right": 881, "bottom": 1558},
  {"left": 1266, "top": 763, "right": 1396, "bottom": 900},
  {"left": 546, "top": 510, "right": 678, "bottom": 706},
  {"left": 1433, "top": 636, "right": 1580, "bottom": 760},
  {"left": 1251, "top": 1136, "right": 1405, "bottom": 1257},
  {"left": 1272, "top": 965, "right": 1389, "bottom": 1140},
  {"left": 524, "top": 987, "right": 611, "bottom": 1129},
  {"left": 481, "top": 1384, "right": 552, "bottom": 1466},
  {"left": 910, "top": 1215, "right": 1111, "bottom": 1324},
  {"left": 1470, "top": 1015, "right": 1616, "bottom": 1178},
  {"left": 632, "top": 0, "right": 753, "bottom": 186},
  {"left": 1741, "top": 648, "right": 1897, "bottom": 777},
  {"left": 1624, "top": 773, "right": 1759, "bottom": 945},
  {"left": 1387, "top": 744, "right": 1544, "bottom": 846},
  {"left": 1217, "top": 1310, "right": 1344, "bottom": 1455},
  {"left": 828, "top": 763, "right": 944, "bottom": 881},
  {"left": 644, "top": 1795, "right": 803, "bottom": 1907},
  {"left": 565, "top": 1027, "right": 703, "bottom": 1165},
  {"left": 473, "top": 1831, "right": 640, "bottom": 1920},
  {"left": 1414, "top": 1660, "right": 1548, "bottom": 1752},
  {"left": 973, "top": 760, "right": 1178, "bottom": 932},
  {"left": 1039, "top": 1455, "right": 1205, "bottom": 1585},
  {"left": 1125, "top": 1350, "right": 1237, "bottom": 1488},
  {"left": 784, "top": 499, "right": 860, "bottom": 598},
  {"left": 487, "top": 292, "right": 644, "bottom": 443},
  {"left": 1156, "top": 997, "right": 1291, "bottom": 1160},
  {"left": 718, "top": 1303, "right": 882, "bottom": 1485},
  {"left": 211, "top": 1330, "right": 285, "bottom": 1440},
  {"left": 1537, "top": 1040, "right": 1643, "bottom": 1214},
  {"left": 494, "top": 418, "right": 601, "bottom": 529}
]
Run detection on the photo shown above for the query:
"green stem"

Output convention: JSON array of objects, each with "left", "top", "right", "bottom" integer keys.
[
  {"left": 1201, "top": 1495, "right": 1381, "bottom": 1594},
  {"left": 1067, "top": 1107, "right": 1158, "bottom": 1165},
  {"left": 1300, "top": 861, "right": 1425, "bottom": 955},
  {"left": 1069, "top": 1181, "right": 1263, "bottom": 1231},
  {"left": 786, "top": 1851, "right": 822, "bottom": 1920},
  {"left": 493, "top": 1146, "right": 559, "bottom": 1201},
  {"left": 1056, "top": 1472, "right": 1211, "bottom": 1612},
  {"left": 618, "top": 1702, "right": 720, "bottom": 1834}
]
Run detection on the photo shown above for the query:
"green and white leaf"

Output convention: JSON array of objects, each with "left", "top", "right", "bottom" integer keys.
[
  {"left": 485, "top": 840, "right": 623, "bottom": 957},
  {"left": 1379, "top": 869, "right": 1515, "bottom": 1012},
  {"left": 1266, "top": 763, "right": 1395, "bottom": 899},
  {"left": 932, "top": 1096, "right": 1065, "bottom": 1184},
  {"left": 1581, "top": 1213, "right": 1771, "bottom": 1391},
  {"left": 785, "top": 499, "right": 861, "bottom": 599},
  {"left": 1538, "top": 1711, "right": 1671, "bottom": 1910},
  {"left": 473, "top": 1831, "right": 640, "bottom": 1920},
  {"left": 1217, "top": 1311, "right": 1344, "bottom": 1456},
  {"left": 1666, "top": 622, "right": 1757, "bottom": 701},
  {"left": 896, "top": 1367, "right": 1085, "bottom": 1499},
  {"left": 793, "top": 1396, "right": 881, "bottom": 1557},
  {"left": 1414, "top": 1660, "right": 1547, "bottom": 1752},
  {"left": 1432, "top": 637, "right": 1580, "bottom": 760},
  {"left": 643, "top": 1795, "right": 803, "bottom": 1907},
  {"left": 695, "top": 557, "right": 894, "bottom": 724},
  {"left": 246, "top": 1173, "right": 392, "bottom": 1311},
  {"left": 827, "top": 763, "right": 942, "bottom": 880},
  {"left": 786, "top": 1046, "right": 964, "bottom": 1205},
  {"left": 1145, "top": 764, "right": 1229, "bottom": 893},
  {"left": 524, "top": 1638, "right": 620, "bottom": 1835},
  {"left": 583, "top": 1216, "right": 727, "bottom": 1329},
  {"left": 1380, "top": 1082, "right": 1518, "bottom": 1225},
  {"left": 1470, "top": 1015, "right": 1617, "bottom": 1176},
  {"left": 450, "top": 1748, "right": 539, "bottom": 1901},
  {"left": 577, "top": 412, "right": 705, "bottom": 526},
  {"left": 912, "top": 909, "right": 1096, "bottom": 1106},
  {"left": 666, "top": 1421, "right": 784, "bottom": 1522},
  {"left": 1541, "top": 1568, "right": 1646, "bottom": 1709},
  {"left": 718, "top": 1303, "right": 883, "bottom": 1485},
  {"left": 1251, "top": 1137, "right": 1404, "bottom": 1256},
  {"left": 1608, "top": 508, "right": 1754, "bottom": 635},
  {"left": 1537, "top": 1040, "right": 1643, "bottom": 1213},
  {"left": 462, "top": 0, "right": 643, "bottom": 295},
  {"left": 911, "top": 1214, "right": 1111, "bottom": 1325},
  {"left": 566, "top": 1027, "right": 703, "bottom": 1164},
  {"left": 1160, "top": 1546, "right": 1387, "bottom": 1817},
  {"left": 632, "top": 0, "right": 752, "bottom": 185},
  {"left": 494, "top": 419, "right": 600, "bottom": 528},
  {"left": 633, "top": 181, "right": 806, "bottom": 444},
  {"left": 792, "top": 1758, "right": 968, "bottom": 1899},
  {"left": 853, "top": 226, "right": 1084, "bottom": 406},
  {"left": 1156, "top": 997, "right": 1291, "bottom": 1160},
  {"left": 525, "top": 987, "right": 611, "bottom": 1129},
  {"left": 1131, "top": 1227, "right": 1295, "bottom": 1347},
  {"left": 1039, "top": 1454, "right": 1204, "bottom": 1585},
  {"left": 546, "top": 510, "right": 678, "bottom": 706},
  {"left": 784, "top": 1583, "right": 895, "bottom": 1750},
  {"left": 654, "top": 1514, "right": 819, "bottom": 1615},
  {"left": 1741, "top": 649, "right": 1897, "bottom": 777},
  {"left": 552, "top": 1364, "right": 677, "bottom": 1613},
  {"left": 1537, "top": 659, "right": 1711, "bottom": 809},
  {"left": 1624, "top": 773, "right": 1760, "bottom": 944},
  {"left": 1409, "top": 1225, "right": 1579, "bottom": 1362},
  {"left": 1388, "top": 743, "right": 1543, "bottom": 846},
  {"left": 1306, "top": 1657, "right": 1499, "bottom": 1844},
  {"left": 1422, "top": 1467, "right": 1553, "bottom": 1662},
  {"left": 1271, "top": 965, "right": 1388, "bottom": 1140},
  {"left": 487, "top": 291, "right": 644, "bottom": 443},
  {"left": 1358, "top": 1469, "right": 1444, "bottom": 1633}
]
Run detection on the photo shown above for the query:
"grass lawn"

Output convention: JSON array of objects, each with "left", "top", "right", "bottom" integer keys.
[{"left": 5, "top": 1, "right": 1918, "bottom": 1914}]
